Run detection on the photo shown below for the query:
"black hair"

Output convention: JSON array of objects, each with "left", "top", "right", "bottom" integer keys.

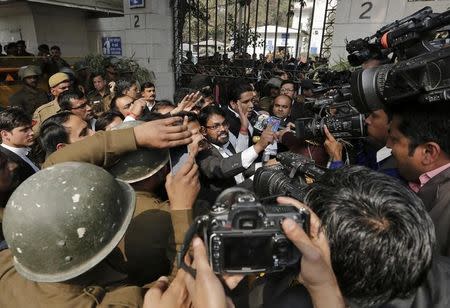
[
  {"left": 38, "top": 44, "right": 49, "bottom": 52},
  {"left": 58, "top": 89, "right": 85, "bottom": 111},
  {"left": 228, "top": 82, "right": 253, "bottom": 104},
  {"left": 280, "top": 79, "right": 297, "bottom": 91},
  {"left": 198, "top": 105, "right": 226, "bottom": 127},
  {"left": 304, "top": 166, "right": 435, "bottom": 307},
  {"left": 50, "top": 45, "right": 61, "bottom": 51},
  {"left": 91, "top": 71, "right": 106, "bottom": 81},
  {"left": 153, "top": 100, "right": 175, "bottom": 114},
  {"left": 0, "top": 107, "right": 32, "bottom": 132},
  {"left": 16, "top": 40, "right": 25, "bottom": 46},
  {"left": 389, "top": 105, "right": 450, "bottom": 156},
  {"left": 114, "top": 79, "right": 137, "bottom": 97},
  {"left": 171, "top": 111, "right": 199, "bottom": 123},
  {"left": 95, "top": 111, "right": 124, "bottom": 131},
  {"left": 39, "top": 111, "right": 72, "bottom": 156},
  {"left": 142, "top": 82, "right": 155, "bottom": 90}
]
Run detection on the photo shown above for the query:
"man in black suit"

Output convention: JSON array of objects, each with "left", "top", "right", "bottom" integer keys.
[
  {"left": 0, "top": 108, "right": 39, "bottom": 193},
  {"left": 197, "top": 105, "right": 275, "bottom": 204},
  {"left": 224, "top": 82, "right": 257, "bottom": 139},
  {"left": 387, "top": 104, "right": 450, "bottom": 257}
]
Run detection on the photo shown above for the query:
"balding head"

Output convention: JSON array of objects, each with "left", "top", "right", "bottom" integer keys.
[{"left": 272, "top": 95, "right": 292, "bottom": 119}]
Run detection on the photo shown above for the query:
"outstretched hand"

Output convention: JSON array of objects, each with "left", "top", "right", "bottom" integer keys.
[{"left": 134, "top": 117, "right": 193, "bottom": 149}]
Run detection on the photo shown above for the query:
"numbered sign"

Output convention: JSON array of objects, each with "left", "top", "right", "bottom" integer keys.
[{"left": 349, "top": 0, "right": 388, "bottom": 23}]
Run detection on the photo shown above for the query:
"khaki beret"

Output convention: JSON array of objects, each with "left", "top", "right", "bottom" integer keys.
[{"left": 48, "top": 72, "right": 69, "bottom": 88}]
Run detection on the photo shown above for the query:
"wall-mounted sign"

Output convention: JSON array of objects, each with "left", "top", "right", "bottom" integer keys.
[
  {"left": 130, "top": 0, "right": 145, "bottom": 9},
  {"left": 102, "top": 37, "right": 122, "bottom": 56}
]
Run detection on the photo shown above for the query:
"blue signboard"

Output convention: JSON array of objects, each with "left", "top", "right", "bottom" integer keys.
[
  {"left": 102, "top": 37, "right": 122, "bottom": 56},
  {"left": 130, "top": 0, "right": 145, "bottom": 9}
]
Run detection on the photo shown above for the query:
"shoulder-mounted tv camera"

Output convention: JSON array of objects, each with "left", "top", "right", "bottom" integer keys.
[{"left": 348, "top": 7, "right": 450, "bottom": 113}]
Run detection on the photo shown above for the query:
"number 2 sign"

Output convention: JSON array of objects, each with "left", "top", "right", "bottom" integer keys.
[{"left": 349, "top": 0, "right": 388, "bottom": 23}]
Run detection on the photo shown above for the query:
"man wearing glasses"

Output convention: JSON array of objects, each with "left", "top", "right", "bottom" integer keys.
[
  {"left": 280, "top": 79, "right": 314, "bottom": 120},
  {"left": 197, "top": 105, "right": 275, "bottom": 203},
  {"left": 58, "top": 89, "right": 96, "bottom": 131}
]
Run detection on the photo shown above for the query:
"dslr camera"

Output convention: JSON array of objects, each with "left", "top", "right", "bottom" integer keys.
[{"left": 178, "top": 188, "right": 310, "bottom": 275}]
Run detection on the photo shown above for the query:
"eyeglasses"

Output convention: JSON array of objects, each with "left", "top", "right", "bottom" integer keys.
[
  {"left": 280, "top": 88, "right": 295, "bottom": 93},
  {"left": 205, "top": 121, "right": 229, "bottom": 131},
  {"left": 71, "top": 102, "right": 91, "bottom": 110}
]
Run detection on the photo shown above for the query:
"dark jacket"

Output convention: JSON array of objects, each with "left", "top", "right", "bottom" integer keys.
[
  {"left": 0, "top": 146, "right": 36, "bottom": 192},
  {"left": 417, "top": 166, "right": 450, "bottom": 257},
  {"left": 196, "top": 145, "right": 255, "bottom": 204},
  {"left": 254, "top": 257, "right": 450, "bottom": 308},
  {"left": 8, "top": 85, "right": 48, "bottom": 117}
]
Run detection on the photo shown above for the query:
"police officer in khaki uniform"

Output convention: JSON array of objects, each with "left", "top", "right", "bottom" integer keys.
[
  {"left": 32, "top": 72, "right": 70, "bottom": 133},
  {"left": 0, "top": 117, "right": 199, "bottom": 306},
  {"left": 0, "top": 162, "right": 146, "bottom": 307},
  {"left": 87, "top": 72, "right": 112, "bottom": 116},
  {"left": 43, "top": 117, "right": 199, "bottom": 286},
  {"left": 8, "top": 65, "right": 48, "bottom": 117}
]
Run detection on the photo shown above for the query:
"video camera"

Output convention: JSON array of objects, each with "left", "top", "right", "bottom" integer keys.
[
  {"left": 254, "top": 152, "right": 325, "bottom": 202},
  {"left": 347, "top": 7, "right": 450, "bottom": 113},
  {"left": 296, "top": 86, "right": 366, "bottom": 140},
  {"left": 177, "top": 187, "right": 310, "bottom": 275}
]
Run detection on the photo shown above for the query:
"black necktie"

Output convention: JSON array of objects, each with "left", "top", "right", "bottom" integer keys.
[{"left": 226, "top": 143, "right": 236, "bottom": 155}]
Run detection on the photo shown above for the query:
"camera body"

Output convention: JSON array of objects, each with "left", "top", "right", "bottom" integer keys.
[{"left": 202, "top": 189, "right": 309, "bottom": 274}]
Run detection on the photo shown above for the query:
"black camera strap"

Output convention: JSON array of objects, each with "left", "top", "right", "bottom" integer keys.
[{"left": 177, "top": 215, "right": 210, "bottom": 278}]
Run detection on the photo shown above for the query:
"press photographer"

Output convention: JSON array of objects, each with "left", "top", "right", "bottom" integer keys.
[{"left": 343, "top": 7, "right": 450, "bottom": 257}]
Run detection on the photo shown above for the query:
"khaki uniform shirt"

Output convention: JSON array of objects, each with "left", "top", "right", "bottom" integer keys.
[
  {"left": 0, "top": 249, "right": 146, "bottom": 308},
  {"left": 43, "top": 128, "right": 193, "bottom": 285},
  {"left": 32, "top": 99, "right": 60, "bottom": 133},
  {"left": 8, "top": 85, "right": 48, "bottom": 117}
]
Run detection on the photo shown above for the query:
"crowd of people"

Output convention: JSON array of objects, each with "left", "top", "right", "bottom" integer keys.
[{"left": 0, "top": 43, "right": 448, "bottom": 308}]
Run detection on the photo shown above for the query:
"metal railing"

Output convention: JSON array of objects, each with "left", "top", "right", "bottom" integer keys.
[{"left": 172, "top": 0, "right": 336, "bottom": 88}]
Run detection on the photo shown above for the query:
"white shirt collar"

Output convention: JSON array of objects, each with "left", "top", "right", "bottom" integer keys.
[
  {"left": 147, "top": 101, "right": 156, "bottom": 110},
  {"left": 376, "top": 146, "right": 392, "bottom": 163},
  {"left": 227, "top": 106, "right": 239, "bottom": 118},
  {"left": 211, "top": 141, "right": 230, "bottom": 151},
  {"left": 1, "top": 143, "right": 30, "bottom": 156}
]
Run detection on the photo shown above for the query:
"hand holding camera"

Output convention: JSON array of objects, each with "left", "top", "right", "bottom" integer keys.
[{"left": 278, "top": 196, "right": 345, "bottom": 308}]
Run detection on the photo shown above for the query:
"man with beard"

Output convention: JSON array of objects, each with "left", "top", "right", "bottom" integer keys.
[
  {"left": 197, "top": 105, "right": 275, "bottom": 203},
  {"left": 8, "top": 66, "right": 48, "bottom": 117}
]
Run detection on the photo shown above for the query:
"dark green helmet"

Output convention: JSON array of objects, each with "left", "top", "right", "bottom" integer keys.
[
  {"left": 108, "top": 121, "right": 169, "bottom": 183},
  {"left": 2, "top": 162, "right": 135, "bottom": 282}
]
